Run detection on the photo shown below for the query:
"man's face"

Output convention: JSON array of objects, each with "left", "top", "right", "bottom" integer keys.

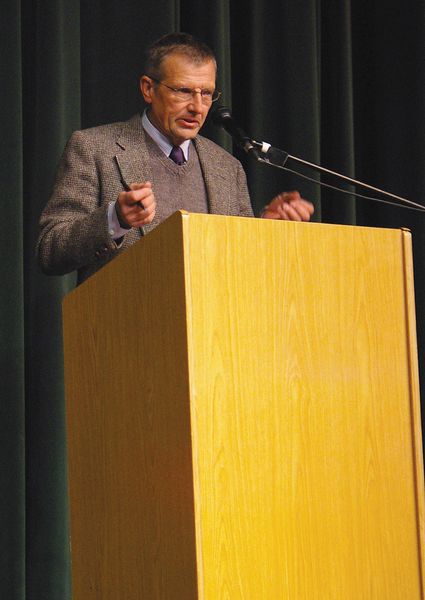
[{"left": 140, "top": 53, "right": 217, "bottom": 146}]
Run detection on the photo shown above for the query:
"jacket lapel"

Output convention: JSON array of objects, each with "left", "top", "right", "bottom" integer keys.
[
  {"left": 194, "top": 136, "right": 232, "bottom": 215},
  {"left": 114, "top": 114, "right": 162, "bottom": 235},
  {"left": 115, "top": 114, "right": 153, "bottom": 189}
]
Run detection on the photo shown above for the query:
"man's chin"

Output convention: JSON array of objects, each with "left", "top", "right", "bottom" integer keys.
[{"left": 173, "top": 127, "right": 200, "bottom": 143}]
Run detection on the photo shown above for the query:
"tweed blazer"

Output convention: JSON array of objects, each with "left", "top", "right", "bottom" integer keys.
[{"left": 37, "top": 114, "right": 254, "bottom": 284}]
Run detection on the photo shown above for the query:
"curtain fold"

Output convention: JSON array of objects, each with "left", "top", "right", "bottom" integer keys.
[
  {"left": 21, "top": 1, "right": 81, "bottom": 597},
  {"left": 1, "top": 3, "right": 25, "bottom": 599},
  {"left": 2, "top": 1, "right": 425, "bottom": 597},
  {"left": 320, "top": 1, "right": 356, "bottom": 224}
]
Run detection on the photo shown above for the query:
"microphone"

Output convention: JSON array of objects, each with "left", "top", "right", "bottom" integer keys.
[{"left": 211, "top": 106, "right": 259, "bottom": 157}]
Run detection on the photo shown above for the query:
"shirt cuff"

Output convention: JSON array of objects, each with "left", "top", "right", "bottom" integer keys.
[{"left": 107, "top": 201, "right": 131, "bottom": 240}]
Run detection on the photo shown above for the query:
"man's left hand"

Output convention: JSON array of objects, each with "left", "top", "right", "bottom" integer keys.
[{"left": 261, "top": 191, "right": 314, "bottom": 221}]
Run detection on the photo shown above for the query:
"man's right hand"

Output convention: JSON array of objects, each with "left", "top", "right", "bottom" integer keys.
[{"left": 115, "top": 181, "right": 156, "bottom": 228}]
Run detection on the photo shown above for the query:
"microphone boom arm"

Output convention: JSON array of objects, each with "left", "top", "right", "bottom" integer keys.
[{"left": 250, "top": 140, "right": 425, "bottom": 213}]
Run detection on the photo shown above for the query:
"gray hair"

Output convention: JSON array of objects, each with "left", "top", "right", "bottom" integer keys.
[{"left": 144, "top": 33, "right": 217, "bottom": 79}]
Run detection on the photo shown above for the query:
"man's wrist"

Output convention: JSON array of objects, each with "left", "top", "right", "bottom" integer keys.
[
  {"left": 107, "top": 201, "right": 132, "bottom": 240},
  {"left": 115, "top": 200, "right": 131, "bottom": 230}
]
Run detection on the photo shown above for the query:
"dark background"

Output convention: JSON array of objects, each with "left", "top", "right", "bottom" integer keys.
[{"left": 2, "top": 0, "right": 425, "bottom": 597}]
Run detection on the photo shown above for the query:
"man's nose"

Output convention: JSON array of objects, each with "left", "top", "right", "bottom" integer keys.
[{"left": 188, "top": 90, "right": 204, "bottom": 111}]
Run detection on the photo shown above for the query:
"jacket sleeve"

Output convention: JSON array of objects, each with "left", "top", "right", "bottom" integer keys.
[{"left": 36, "top": 130, "right": 122, "bottom": 276}]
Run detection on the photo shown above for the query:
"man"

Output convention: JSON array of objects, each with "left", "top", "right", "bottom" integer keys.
[{"left": 37, "top": 33, "right": 314, "bottom": 284}]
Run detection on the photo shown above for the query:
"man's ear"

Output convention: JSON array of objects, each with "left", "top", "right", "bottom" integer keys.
[{"left": 140, "top": 76, "right": 153, "bottom": 104}]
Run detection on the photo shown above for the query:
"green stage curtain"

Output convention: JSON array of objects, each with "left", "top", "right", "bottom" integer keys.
[{"left": 1, "top": 0, "right": 424, "bottom": 597}]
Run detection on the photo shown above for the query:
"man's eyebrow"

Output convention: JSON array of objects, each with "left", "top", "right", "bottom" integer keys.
[{"left": 173, "top": 83, "right": 215, "bottom": 90}]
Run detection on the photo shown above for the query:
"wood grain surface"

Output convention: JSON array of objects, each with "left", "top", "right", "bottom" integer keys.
[
  {"left": 63, "top": 212, "right": 424, "bottom": 599},
  {"left": 183, "top": 214, "right": 424, "bottom": 599},
  {"left": 64, "top": 213, "right": 198, "bottom": 599}
]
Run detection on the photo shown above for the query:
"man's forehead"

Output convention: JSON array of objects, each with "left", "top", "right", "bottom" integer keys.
[{"left": 160, "top": 52, "right": 216, "bottom": 79}]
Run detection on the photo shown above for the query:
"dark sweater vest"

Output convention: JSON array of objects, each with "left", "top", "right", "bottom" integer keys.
[{"left": 145, "top": 133, "right": 209, "bottom": 223}]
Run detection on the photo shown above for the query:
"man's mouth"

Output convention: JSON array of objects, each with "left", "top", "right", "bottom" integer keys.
[{"left": 178, "top": 118, "right": 200, "bottom": 127}]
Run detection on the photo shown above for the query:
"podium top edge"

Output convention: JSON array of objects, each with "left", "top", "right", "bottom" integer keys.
[{"left": 179, "top": 211, "right": 411, "bottom": 236}]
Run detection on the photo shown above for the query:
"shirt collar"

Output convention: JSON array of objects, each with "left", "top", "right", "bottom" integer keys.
[{"left": 142, "top": 110, "right": 191, "bottom": 161}]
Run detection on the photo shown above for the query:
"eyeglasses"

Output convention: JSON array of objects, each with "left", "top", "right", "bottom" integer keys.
[{"left": 148, "top": 77, "right": 221, "bottom": 105}]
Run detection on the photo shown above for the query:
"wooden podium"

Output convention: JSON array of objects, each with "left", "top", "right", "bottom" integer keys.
[{"left": 63, "top": 212, "right": 425, "bottom": 599}]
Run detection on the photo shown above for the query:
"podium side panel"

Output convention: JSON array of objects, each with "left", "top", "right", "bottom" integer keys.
[
  {"left": 63, "top": 212, "right": 198, "bottom": 600},
  {"left": 402, "top": 229, "right": 425, "bottom": 595}
]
